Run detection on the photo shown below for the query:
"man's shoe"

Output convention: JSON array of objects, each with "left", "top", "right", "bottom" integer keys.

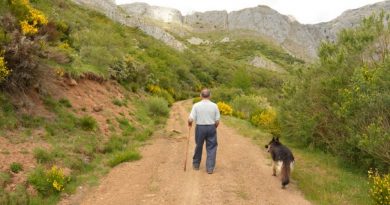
[
  {"left": 193, "top": 165, "right": 200, "bottom": 170},
  {"left": 207, "top": 170, "right": 213, "bottom": 174}
]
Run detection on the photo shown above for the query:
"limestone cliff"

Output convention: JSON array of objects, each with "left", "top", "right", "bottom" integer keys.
[
  {"left": 71, "top": 0, "right": 186, "bottom": 51},
  {"left": 74, "top": 0, "right": 390, "bottom": 60}
]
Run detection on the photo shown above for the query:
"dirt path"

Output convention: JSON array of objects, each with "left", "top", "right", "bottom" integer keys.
[{"left": 76, "top": 100, "right": 311, "bottom": 205}]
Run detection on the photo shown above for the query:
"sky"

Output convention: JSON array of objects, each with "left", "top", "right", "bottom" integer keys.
[{"left": 115, "top": 0, "right": 385, "bottom": 24}]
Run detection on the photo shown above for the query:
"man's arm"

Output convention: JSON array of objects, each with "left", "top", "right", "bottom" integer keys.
[
  {"left": 188, "top": 105, "right": 196, "bottom": 127},
  {"left": 215, "top": 104, "right": 221, "bottom": 128}
]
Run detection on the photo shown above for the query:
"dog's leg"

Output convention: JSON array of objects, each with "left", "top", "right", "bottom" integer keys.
[{"left": 272, "top": 161, "right": 277, "bottom": 176}]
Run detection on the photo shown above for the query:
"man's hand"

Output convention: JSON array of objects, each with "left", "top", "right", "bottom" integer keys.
[
  {"left": 215, "top": 121, "right": 219, "bottom": 128},
  {"left": 188, "top": 120, "right": 193, "bottom": 128}
]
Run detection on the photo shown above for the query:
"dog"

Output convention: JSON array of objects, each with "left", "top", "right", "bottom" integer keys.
[{"left": 265, "top": 137, "right": 294, "bottom": 189}]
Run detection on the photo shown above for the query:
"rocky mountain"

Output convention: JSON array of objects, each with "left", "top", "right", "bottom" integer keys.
[
  {"left": 72, "top": 0, "right": 390, "bottom": 60},
  {"left": 71, "top": 0, "right": 186, "bottom": 51}
]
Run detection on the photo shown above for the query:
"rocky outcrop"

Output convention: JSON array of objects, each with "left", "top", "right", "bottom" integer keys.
[
  {"left": 250, "top": 56, "right": 284, "bottom": 72},
  {"left": 187, "top": 37, "right": 210, "bottom": 45},
  {"left": 227, "top": 6, "right": 319, "bottom": 59},
  {"left": 313, "top": 1, "right": 390, "bottom": 43},
  {"left": 184, "top": 11, "right": 228, "bottom": 30},
  {"left": 71, "top": 0, "right": 186, "bottom": 51},
  {"left": 120, "top": 3, "right": 183, "bottom": 24}
]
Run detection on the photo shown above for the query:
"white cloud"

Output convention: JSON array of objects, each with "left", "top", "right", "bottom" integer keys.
[{"left": 115, "top": 0, "right": 385, "bottom": 24}]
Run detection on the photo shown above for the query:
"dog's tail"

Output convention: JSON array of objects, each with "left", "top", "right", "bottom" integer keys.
[{"left": 281, "top": 160, "right": 292, "bottom": 188}]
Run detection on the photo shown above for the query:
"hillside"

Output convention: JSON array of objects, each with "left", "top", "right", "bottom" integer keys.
[
  {"left": 116, "top": 1, "right": 390, "bottom": 60},
  {"left": 0, "top": 0, "right": 298, "bottom": 203}
]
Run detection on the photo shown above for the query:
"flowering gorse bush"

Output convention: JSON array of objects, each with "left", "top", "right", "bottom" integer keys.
[
  {"left": 28, "top": 165, "right": 70, "bottom": 196},
  {"left": 147, "top": 85, "right": 174, "bottom": 105},
  {"left": 0, "top": 54, "right": 10, "bottom": 82},
  {"left": 251, "top": 108, "right": 276, "bottom": 127},
  {"left": 46, "top": 166, "right": 69, "bottom": 192},
  {"left": 368, "top": 169, "right": 390, "bottom": 205},
  {"left": 11, "top": 0, "right": 48, "bottom": 35},
  {"left": 217, "top": 102, "right": 233, "bottom": 116}
]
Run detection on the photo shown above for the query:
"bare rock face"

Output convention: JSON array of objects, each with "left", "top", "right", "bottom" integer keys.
[
  {"left": 187, "top": 37, "right": 210, "bottom": 45},
  {"left": 250, "top": 56, "right": 284, "bottom": 73},
  {"left": 227, "top": 6, "right": 319, "bottom": 59},
  {"left": 120, "top": 3, "right": 183, "bottom": 24},
  {"left": 184, "top": 11, "right": 228, "bottom": 30},
  {"left": 313, "top": 1, "right": 390, "bottom": 43}
]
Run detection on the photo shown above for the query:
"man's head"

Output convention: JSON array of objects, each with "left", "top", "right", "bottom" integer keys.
[{"left": 200, "top": 88, "right": 211, "bottom": 99}]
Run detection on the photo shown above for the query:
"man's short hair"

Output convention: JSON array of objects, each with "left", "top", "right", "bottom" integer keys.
[{"left": 201, "top": 89, "right": 211, "bottom": 98}]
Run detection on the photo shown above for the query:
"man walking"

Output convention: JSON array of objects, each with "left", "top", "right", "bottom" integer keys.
[{"left": 188, "top": 89, "right": 220, "bottom": 174}]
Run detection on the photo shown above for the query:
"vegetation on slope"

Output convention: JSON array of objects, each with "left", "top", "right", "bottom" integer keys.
[{"left": 280, "top": 13, "right": 390, "bottom": 172}]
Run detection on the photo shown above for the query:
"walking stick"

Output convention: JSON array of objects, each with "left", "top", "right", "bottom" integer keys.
[{"left": 184, "top": 126, "right": 191, "bottom": 171}]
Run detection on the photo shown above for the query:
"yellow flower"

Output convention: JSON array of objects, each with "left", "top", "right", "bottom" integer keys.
[
  {"left": 12, "top": 0, "right": 48, "bottom": 36},
  {"left": 217, "top": 102, "right": 233, "bottom": 116},
  {"left": 20, "top": 20, "right": 38, "bottom": 35},
  {"left": 0, "top": 55, "right": 10, "bottom": 82},
  {"left": 53, "top": 180, "right": 63, "bottom": 191}
]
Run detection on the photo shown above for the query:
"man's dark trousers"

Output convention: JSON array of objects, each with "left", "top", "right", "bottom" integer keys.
[{"left": 193, "top": 125, "right": 218, "bottom": 172}]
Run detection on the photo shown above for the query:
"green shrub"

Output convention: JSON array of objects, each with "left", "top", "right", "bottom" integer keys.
[
  {"left": 33, "top": 148, "right": 53, "bottom": 164},
  {"left": 145, "top": 96, "right": 170, "bottom": 117},
  {"left": 108, "top": 150, "right": 141, "bottom": 167},
  {"left": 28, "top": 166, "right": 50, "bottom": 196},
  {"left": 231, "top": 68, "right": 252, "bottom": 91},
  {"left": 211, "top": 87, "right": 244, "bottom": 103},
  {"left": 280, "top": 13, "right": 390, "bottom": 171},
  {"left": 10, "top": 162, "right": 23, "bottom": 173},
  {"left": 109, "top": 55, "right": 149, "bottom": 87},
  {"left": 78, "top": 115, "right": 97, "bottom": 131},
  {"left": 231, "top": 95, "right": 270, "bottom": 119}
]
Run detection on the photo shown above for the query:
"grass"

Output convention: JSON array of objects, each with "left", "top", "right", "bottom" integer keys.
[
  {"left": 59, "top": 98, "right": 72, "bottom": 108},
  {"left": 0, "top": 171, "right": 11, "bottom": 187},
  {"left": 103, "top": 135, "right": 128, "bottom": 153},
  {"left": 116, "top": 117, "right": 136, "bottom": 136},
  {"left": 10, "top": 162, "right": 23, "bottom": 173},
  {"left": 223, "top": 116, "right": 371, "bottom": 205},
  {"left": 112, "top": 98, "right": 127, "bottom": 107},
  {"left": 33, "top": 148, "right": 54, "bottom": 164},
  {"left": 78, "top": 115, "right": 98, "bottom": 131},
  {"left": 108, "top": 149, "right": 142, "bottom": 167}
]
